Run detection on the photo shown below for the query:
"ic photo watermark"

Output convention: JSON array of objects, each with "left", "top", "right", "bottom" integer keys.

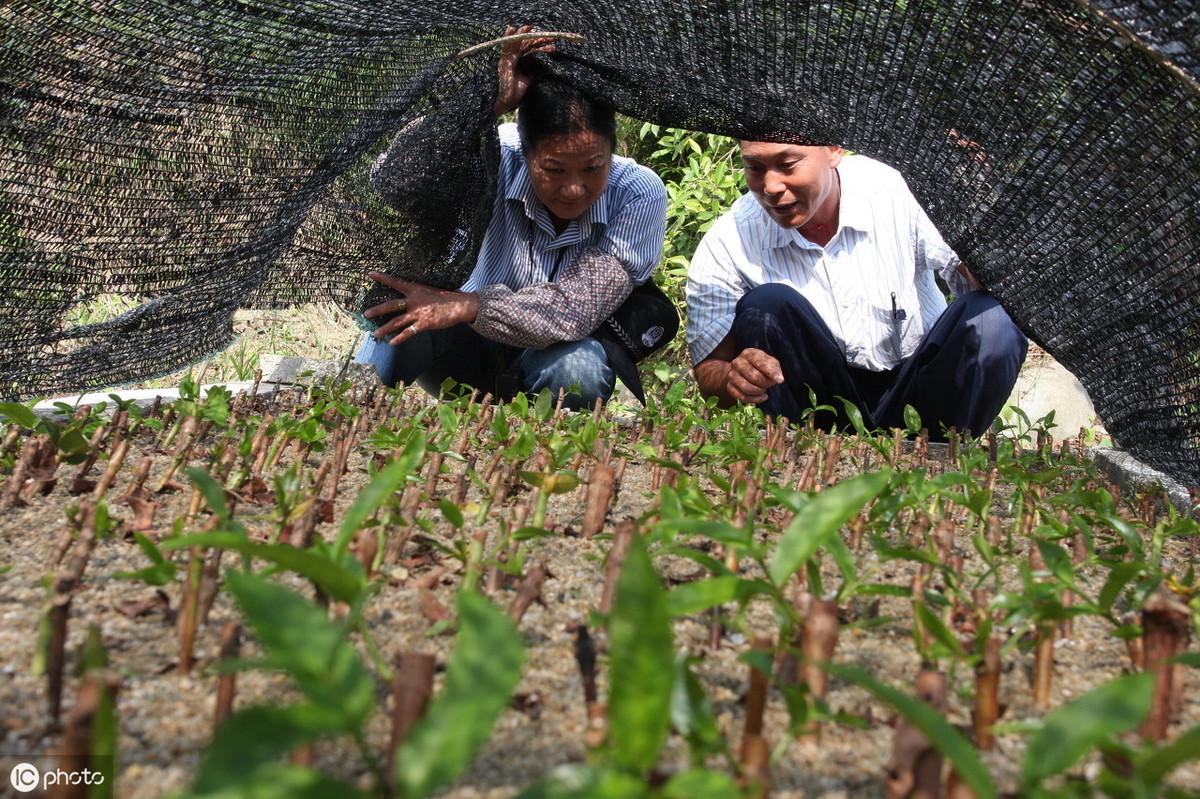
[{"left": 4, "top": 754, "right": 112, "bottom": 795}]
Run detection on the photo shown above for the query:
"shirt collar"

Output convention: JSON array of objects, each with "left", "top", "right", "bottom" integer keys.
[{"left": 836, "top": 162, "right": 873, "bottom": 236}]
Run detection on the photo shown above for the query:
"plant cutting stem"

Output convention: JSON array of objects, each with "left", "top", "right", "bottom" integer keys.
[
  {"left": 599, "top": 520, "right": 635, "bottom": 614},
  {"left": 386, "top": 651, "right": 435, "bottom": 780},
  {"left": 1140, "top": 587, "right": 1190, "bottom": 741},
  {"left": 46, "top": 502, "right": 99, "bottom": 725},
  {"left": 581, "top": 462, "right": 615, "bottom": 539},
  {"left": 740, "top": 636, "right": 772, "bottom": 798},
  {"left": 464, "top": 529, "right": 488, "bottom": 590},
  {"left": 177, "top": 548, "right": 203, "bottom": 674},
  {"left": 573, "top": 624, "right": 606, "bottom": 750},
  {"left": 886, "top": 670, "right": 945, "bottom": 799},
  {"left": 50, "top": 672, "right": 117, "bottom": 799},
  {"left": 1033, "top": 621, "right": 1055, "bottom": 710},
  {"left": 796, "top": 596, "right": 839, "bottom": 743},
  {"left": 354, "top": 615, "right": 395, "bottom": 682},
  {"left": 213, "top": 622, "right": 241, "bottom": 727},
  {"left": 90, "top": 438, "right": 129, "bottom": 500},
  {"left": 973, "top": 636, "right": 1001, "bottom": 749}
]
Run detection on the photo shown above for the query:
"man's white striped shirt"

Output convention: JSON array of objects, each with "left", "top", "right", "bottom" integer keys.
[{"left": 686, "top": 154, "right": 963, "bottom": 371}]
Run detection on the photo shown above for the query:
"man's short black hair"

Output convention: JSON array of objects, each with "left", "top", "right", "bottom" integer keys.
[{"left": 517, "top": 76, "right": 617, "bottom": 154}]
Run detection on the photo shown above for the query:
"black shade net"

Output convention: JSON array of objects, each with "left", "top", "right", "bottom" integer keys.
[{"left": 1, "top": 1, "right": 1198, "bottom": 485}]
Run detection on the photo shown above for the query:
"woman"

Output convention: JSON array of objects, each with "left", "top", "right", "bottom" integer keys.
[{"left": 357, "top": 26, "right": 668, "bottom": 409}]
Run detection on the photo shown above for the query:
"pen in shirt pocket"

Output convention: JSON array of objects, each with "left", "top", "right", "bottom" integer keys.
[{"left": 890, "top": 292, "right": 907, "bottom": 357}]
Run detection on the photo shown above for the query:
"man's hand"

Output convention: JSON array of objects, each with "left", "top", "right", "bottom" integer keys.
[
  {"left": 957, "top": 262, "right": 982, "bottom": 291},
  {"left": 725, "top": 348, "right": 784, "bottom": 405},
  {"left": 494, "top": 25, "right": 556, "bottom": 117},
  {"left": 364, "top": 272, "right": 479, "bottom": 346},
  {"left": 694, "top": 331, "right": 785, "bottom": 408}
]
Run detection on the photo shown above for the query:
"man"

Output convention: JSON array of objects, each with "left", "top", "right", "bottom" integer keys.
[{"left": 686, "top": 142, "right": 1026, "bottom": 436}]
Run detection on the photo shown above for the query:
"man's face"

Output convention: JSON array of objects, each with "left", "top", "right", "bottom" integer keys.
[{"left": 740, "top": 142, "right": 843, "bottom": 230}]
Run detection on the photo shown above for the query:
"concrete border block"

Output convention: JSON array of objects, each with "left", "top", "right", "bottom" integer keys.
[{"left": 1093, "top": 447, "right": 1197, "bottom": 517}]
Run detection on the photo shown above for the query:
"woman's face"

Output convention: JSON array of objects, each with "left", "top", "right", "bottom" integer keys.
[{"left": 527, "top": 129, "right": 612, "bottom": 223}]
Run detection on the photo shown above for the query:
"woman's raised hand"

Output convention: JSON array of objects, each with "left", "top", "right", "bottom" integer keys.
[
  {"left": 364, "top": 272, "right": 480, "bottom": 346},
  {"left": 494, "top": 24, "right": 556, "bottom": 117}
]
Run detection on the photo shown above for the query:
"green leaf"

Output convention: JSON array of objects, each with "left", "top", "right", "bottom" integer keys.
[
  {"left": 654, "top": 518, "right": 751, "bottom": 548},
  {"left": 667, "top": 576, "right": 740, "bottom": 616},
  {"left": 855, "top": 583, "right": 912, "bottom": 598},
  {"left": 224, "top": 572, "right": 373, "bottom": 730},
  {"left": 607, "top": 534, "right": 674, "bottom": 774},
  {"left": 827, "top": 664, "right": 995, "bottom": 799},
  {"left": 1035, "top": 540, "right": 1076, "bottom": 587},
  {"left": 81, "top": 624, "right": 108, "bottom": 672},
  {"left": 192, "top": 705, "right": 353, "bottom": 793},
  {"left": 1137, "top": 724, "right": 1200, "bottom": 786},
  {"left": 914, "top": 602, "right": 964, "bottom": 657},
  {"left": 189, "top": 764, "right": 368, "bottom": 799},
  {"left": 1021, "top": 672, "right": 1153, "bottom": 787},
  {"left": 512, "top": 526, "right": 557, "bottom": 541},
  {"left": 161, "top": 532, "right": 364, "bottom": 603},
  {"left": 115, "top": 532, "right": 178, "bottom": 586},
  {"left": 395, "top": 591, "right": 525, "bottom": 799},
  {"left": 871, "top": 540, "right": 938, "bottom": 566},
  {"left": 57, "top": 427, "right": 90, "bottom": 463},
  {"left": 335, "top": 433, "right": 424, "bottom": 559},
  {"left": 534, "top": 388, "right": 554, "bottom": 421},
  {"left": 1099, "top": 562, "right": 1142, "bottom": 612},
  {"left": 438, "top": 498, "right": 464, "bottom": 529},
  {"left": 0, "top": 401, "right": 38, "bottom": 429},
  {"left": 739, "top": 648, "right": 773, "bottom": 679},
  {"left": 670, "top": 655, "right": 724, "bottom": 761},
  {"left": 662, "top": 769, "right": 742, "bottom": 799},
  {"left": 825, "top": 532, "right": 858, "bottom": 593},
  {"left": 903, "top": 404, "right": 923, "bottom": 435},
  {"left": 769, "top": 471, "right": 891, "bottom": 586},
  {"left": 546, "top": 472, "right": 580, "bottom": 494},
  {"left": 513, "top": 765, "right": 647, "bottom": 799},
  {"left": 838, "top": 397, "right": 870, "bottom": 437},
  {"left": 185, "top": 467, "right": 229, "bottom": 521}
]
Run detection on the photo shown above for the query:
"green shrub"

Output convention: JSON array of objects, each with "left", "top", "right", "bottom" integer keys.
[{"left": 618, "top": 120, "right": 744, "bottom": 367}]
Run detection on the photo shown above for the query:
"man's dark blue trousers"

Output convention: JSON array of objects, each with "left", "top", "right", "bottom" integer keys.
[{"left": 732, "top": 284, "right": 1028, "bottom": 438}]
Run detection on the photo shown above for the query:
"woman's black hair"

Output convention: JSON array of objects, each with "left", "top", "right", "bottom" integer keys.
[{"left": 516, "top": 76, "right": 617, "bottom": 154}]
